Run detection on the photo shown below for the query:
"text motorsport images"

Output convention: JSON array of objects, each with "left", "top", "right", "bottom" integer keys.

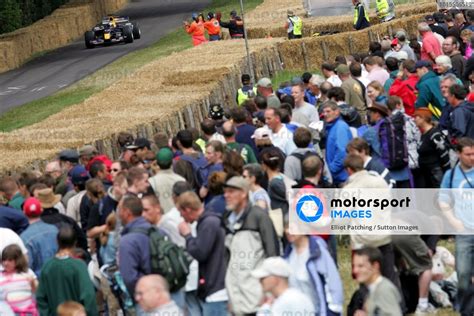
[{"left": 290, "top": 188, "right": 425, "bottom": 235}]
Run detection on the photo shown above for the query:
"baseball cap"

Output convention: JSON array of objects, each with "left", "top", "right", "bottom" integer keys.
[
  {"left": 393, "top": 51, "right": 408, "bottom": 61},
  {"left": 79, "top": 145, "right": 97, "bottom": 157},
  {"left": 415, "top": 60, "right": 432, "bottom": 69},
  {"left": 290, "top": 77, "right": 303, "bottom": 85},
  {"left": 23, "top": 197, "right": 43, "bottom": 217},
  {"left": 287, "top": 9, "right": 294, "bottom": 16},
  {"left": 58, "top": 149, "right": 79, "bottom": 163},
  {"left": 224, "top": 176, "right": 250, "bottom": 193},
  {"left": 126, "top": 138, "right": 151, "bottom": 150},
  {"left": 156, "top": 147, "right": 174, "bottom": 166},
  {"left": 70, "top": 165, "right": 90, "bottom": 185},
  {"left": 251, "top": 257, "right": 292, "bottom": 279},
  {"left": 257, "top": 77, "right": 272, "bottom": 89},
  {"left": 335, "top": 64, "right": 350, "bottom": 75},
  {"left": 395, "top": 30, "right": 406, "bottom": 39},
  {"left": 251, "top": 127, "right": 271, "bottom": 140}
]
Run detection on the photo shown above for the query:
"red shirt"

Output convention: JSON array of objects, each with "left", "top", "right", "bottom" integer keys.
[{"left": 421, "top": 32, "right": 442, "bottom": 62}]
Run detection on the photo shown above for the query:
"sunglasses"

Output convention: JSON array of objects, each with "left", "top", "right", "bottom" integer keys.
[{"left": 111, "top": 168, "right": 120, "bottom": 172}]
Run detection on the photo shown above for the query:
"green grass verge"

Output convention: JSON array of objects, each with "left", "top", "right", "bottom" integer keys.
[{"left": 0, "top": 0, "right": 263, "bottom": 132}]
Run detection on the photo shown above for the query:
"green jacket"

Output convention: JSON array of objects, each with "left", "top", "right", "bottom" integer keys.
[
  {"left": 7, "top": 192, "right": 25, "bottom": 211},
  {"left": 415, "top": 71, "right": 445, "bottom": 118},
  {"left": 227, "top": 142, "right": 258, "bottom": 164},
  {"left": 36, "top": 257, "right": 98, "bottom": 315}
]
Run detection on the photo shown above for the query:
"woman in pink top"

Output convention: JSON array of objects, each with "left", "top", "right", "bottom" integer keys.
[
  {"left": 461, "top": 29, "right": 473, "bottom": 59},
  {"left": 0, "top": 245, "right": 38, "bottom": 316}
]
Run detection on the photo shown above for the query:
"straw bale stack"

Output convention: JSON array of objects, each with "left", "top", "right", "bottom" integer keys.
[
  {"left": 0, "top": 0, "right": 129, "bottom": 73},
  {"left": 247, "top": 1, "right": 436, "bottom": 39},
  {"left": 278, "top": 12, "right": 427, "bottom": 71},
  {"left": 0, "top": 38, "right": 283, "bottom": 174}
]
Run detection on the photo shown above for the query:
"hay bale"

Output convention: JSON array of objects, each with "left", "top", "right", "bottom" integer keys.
[
  {"left": 278, "top": 12, "right": 427, "bottom": 71},
  {"left": 247, "top": 1, "right": 436, "bottom": 39}
]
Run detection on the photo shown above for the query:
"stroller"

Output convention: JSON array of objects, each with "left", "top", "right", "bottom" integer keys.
[{"left": 100, "top": 264, "right": 134, "bottom": 316}]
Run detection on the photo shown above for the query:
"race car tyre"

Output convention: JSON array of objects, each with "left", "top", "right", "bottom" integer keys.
[
  {"left": 124, "top": 26, "right": 134, "bottom": 43},
  {"left": 132, "top": 22, "right": 141, "bottom": 39},
  {"left": 85, "top": 31, "right": 95, "bottom": 49}
]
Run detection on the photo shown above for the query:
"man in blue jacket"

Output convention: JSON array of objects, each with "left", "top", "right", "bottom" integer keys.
[
  {"left": 118, "top": 194, "right": 151, "bottom": 297},
  {"left": 446, "top": 84, "right": 474, "bottom": 142},
  {"left": 415, "top": 60, "right": 445, "bottom": 119},
  {"left": 323, "top": 101, "right": 353, "bottom": 186}
]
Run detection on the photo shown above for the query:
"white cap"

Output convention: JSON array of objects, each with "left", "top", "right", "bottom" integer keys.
[
  {"left": 257, "top": 77, "right": 272, "bottom": 88},
  {"left": 393, "top": 51, "right": 408, "bottom": 61},
  {"left": 251, "top": 257, "right": 292, "bottom": 279},
  {"left": 251, "top": 127, "right": 271, "bottom": 140}
]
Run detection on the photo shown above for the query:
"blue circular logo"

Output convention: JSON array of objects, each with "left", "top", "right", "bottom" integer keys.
[{"left": 296, "top": 194, "right": 324, "bottom": 223}]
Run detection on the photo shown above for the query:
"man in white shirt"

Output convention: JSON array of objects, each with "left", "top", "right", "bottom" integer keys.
[
  {"left": 264, "top": 108, "right": 297, "bottom": 155},
  {"left": 321, "top": 62, "right": 342, "bottom": 87},
  {"left": 291, "top": 84, "right": 319, "bottom": 127},
  {"left": 251, "top": 257, "right": 315, "bottom": 315}
]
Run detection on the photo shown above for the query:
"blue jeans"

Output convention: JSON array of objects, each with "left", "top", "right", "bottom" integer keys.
[
  {"left": 185, "top": 291, "right": 202, "bottom": 316},
  {"left": 455, "top": 235, "right": 474, "bottom": 315},
  {"left": 201, "top": 300, "right": 228, "bottom": 316},
  {"left": 171, "top": 290, "right": 186, "bottom": 311}
]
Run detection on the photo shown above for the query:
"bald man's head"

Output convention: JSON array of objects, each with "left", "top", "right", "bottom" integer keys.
[
  {"left": 222, "top": 120, "right": 236, "bottom": 139},
  {"left": 135, "top": 275, "right": 171, "bottom": 312}
]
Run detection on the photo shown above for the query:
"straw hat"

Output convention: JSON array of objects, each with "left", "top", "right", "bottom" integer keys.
[{"left": 35, "top": 188, "right": 61, "bottom": 209}]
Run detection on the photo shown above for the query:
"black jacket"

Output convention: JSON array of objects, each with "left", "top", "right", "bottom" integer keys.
[
  {"left": 185, "top": 211, "right": 227, "bottom": 300},
  {"left": 220, "top": 18, "right": 244, "bottom": 38}
]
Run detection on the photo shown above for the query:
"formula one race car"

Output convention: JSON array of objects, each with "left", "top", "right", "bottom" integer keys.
[{"left": 84, "top": 16, "right": 141, "bottom": 49}]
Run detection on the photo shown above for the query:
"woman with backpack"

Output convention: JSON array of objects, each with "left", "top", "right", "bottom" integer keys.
[{"left": 414, "top": 108, "right": 450, "bottom": 188}]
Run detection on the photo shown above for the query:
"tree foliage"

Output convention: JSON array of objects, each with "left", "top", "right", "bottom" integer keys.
[{"left": 0, "top": 0, "right": 69, "bottom": 35}]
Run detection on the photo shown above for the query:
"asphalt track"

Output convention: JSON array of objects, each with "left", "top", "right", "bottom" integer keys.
[{"left": 0, "top": 0, "right": 210, "bottom": 115}]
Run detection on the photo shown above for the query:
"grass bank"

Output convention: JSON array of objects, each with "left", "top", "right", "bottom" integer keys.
[{"left": 0, "top": 0, "right": 263, "bottom": 132}]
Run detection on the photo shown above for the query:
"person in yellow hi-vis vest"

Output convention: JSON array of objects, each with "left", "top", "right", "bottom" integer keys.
[
  {"left": 352, "top": 0, "right": 370, "bottom": 30},
  {"left": 376, "top": 0, "right": 395, "bottom": 23},
  {"left": 284, "top": 10, "right": 303, "bottom": 39},
  {"left": 236, "top": 74, "right": 257, "bottom": 106}
]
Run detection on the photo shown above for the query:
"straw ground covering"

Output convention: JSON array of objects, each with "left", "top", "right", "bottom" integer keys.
[
  {"left": 0, "top": 0, "right": 129, "bottom": 74},
  {"left": 0, "top": 0, "right": 264, "bottom": 132},
  {"left": 0, "top": 38, "right": 283, "bottom": 174},
  {"left": 246, "top": 0, "right": 436, "bottom": 38}
]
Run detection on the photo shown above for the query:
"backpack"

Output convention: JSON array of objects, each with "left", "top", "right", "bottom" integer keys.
[
  {"left": 180, "top": 154, "right": 209, "bottom": 189},
  {"left": 129, "top": 227, "right": 192, "bottom": 292},
  {"left": 290, "top": 151, "right": 333, "bottom": 186},
  {"left": 378, "top": 112, "right": 408, "bottom": 170}
]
